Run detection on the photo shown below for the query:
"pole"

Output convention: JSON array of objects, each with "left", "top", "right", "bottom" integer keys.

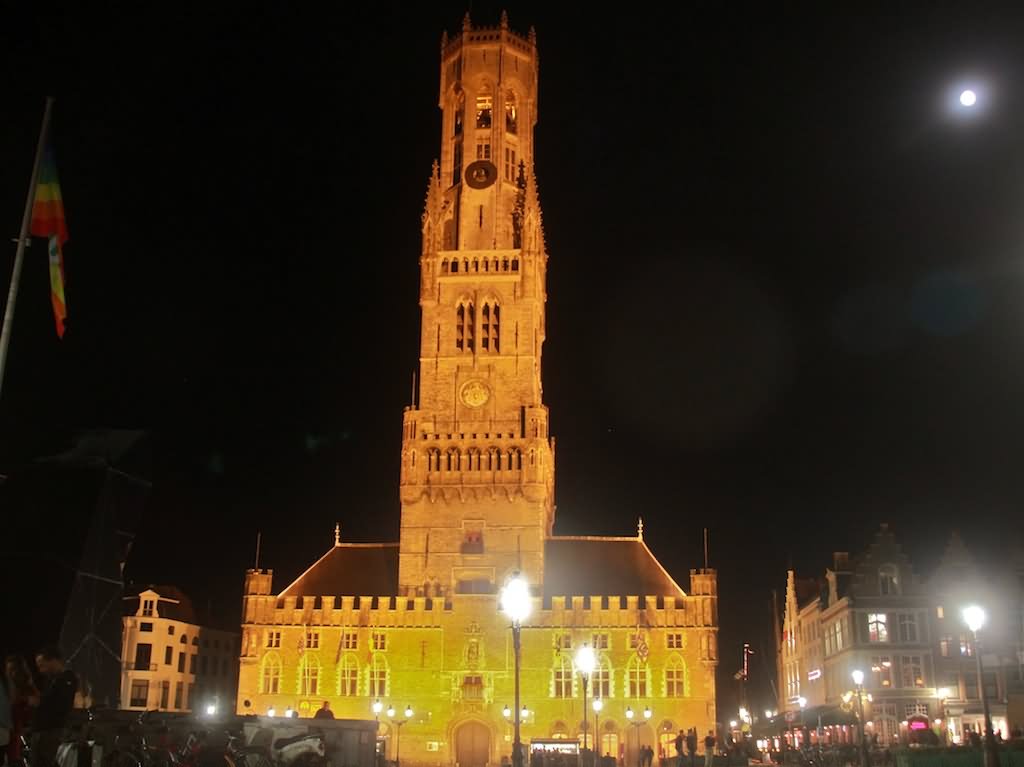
[
  {"left": 0, "top": 96, "right": 55, "bottom": 402},
  {"left": 396, "top": 721, "right": 402, "bottom": 767},
  {"left": 513, "top": 622, "right": 523, "bottom": 767},
  {"left": 974, "top": 631, "right": 999, "bottom": 767},
  {"left": 582, "top": 673, "right": 589, "bottom": 767},
  {"left": 856, "top": 685, "right": 868, "bottom": 767}
]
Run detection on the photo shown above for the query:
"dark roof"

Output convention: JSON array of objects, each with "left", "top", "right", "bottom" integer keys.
[
  {"left": 543, "top": 537, "right": 684, "bottom": 598},
  {"left": 280, "top": 544, "right": 399, "bottom": 597},
  {"left": 123, "top": 584, "right": 198, "bottom": 623}
]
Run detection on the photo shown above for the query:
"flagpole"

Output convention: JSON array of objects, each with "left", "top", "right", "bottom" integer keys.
[{"left": 0, "top": 96, "right": 55, "bottom": 403}]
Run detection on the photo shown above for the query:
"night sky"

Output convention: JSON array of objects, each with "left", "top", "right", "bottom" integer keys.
[{"left": 3, "top": 2, "right": 1024, "bottom": 718}]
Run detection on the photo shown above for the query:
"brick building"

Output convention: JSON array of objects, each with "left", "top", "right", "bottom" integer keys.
[{"left": 235, "top": 13, "right": 718, "bottom": 767}]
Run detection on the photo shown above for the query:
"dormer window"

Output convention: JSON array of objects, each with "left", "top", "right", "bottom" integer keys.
[
  {"left": 879, "top": 565, "right": 900, "bottom": 596},
  {"left": 476, "top": 90, "right": 492, "bottom": 128},
  {"left": 141, "top": 598, "right": 155, "bottom": 616}
]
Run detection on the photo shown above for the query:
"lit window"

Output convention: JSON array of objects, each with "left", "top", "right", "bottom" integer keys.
[
  {"left": 593, "top": 658, "right": 611, "bottom": 698},
  {"left": 142, "top": 599, "right": 155, "bottom": 617},
  {"left": 372, "top": 631, "right": 387, "bottom": 651},
  {"left": 553, "top": 657, "right": 573, "bottom": 698},
  {"left": 936, "top": 606, "right": 944, "bottom": 619},
  {"left": 939, "top": 637, "right": 952, "bottom": 657},
  {"left": 338, "top": 655, "right": 359, "bottom": 696},
  {"left": 343, "top": 631, "right": 358, "bottom": 650},
  {"left": 868, "top": 614, "right": 888, "bottom": 643},
  {"left": 505, "top": 92, "right": 518, "bottom": 134},
  {"left": 627, "top": 657, "right": 648, "bottom": 698},
  {"left": 665, "top": 657, "right": 686, "bottom": 697},
  {"left": 475, "top": 91, "right": 492, "bottom": 128},
  {"left": 306, "top": 631, "right": 320, "bottom": 649},
  {"left": 266, "top": 631, "right": 281, "bottom": 649},
  {"left": 260, "top": 654, "right": 281, "bottom": 694},
  {"left": 667, "top": 633, "right": 683, "bottom": 649},
  {"left": 959, "top": 635, "right": 974, "bottom": 657},
  {"left": 369, "top": 655, "right": 388, "bottom": 697},
  {"left": 593, "top": 633, "right": 609, "bottom": 650},
  {"left": 871, "top": 656, "right": 893, "bottom": 688},
  {"left": 298, "top": 655, "right": 320, "bottom": 696}
]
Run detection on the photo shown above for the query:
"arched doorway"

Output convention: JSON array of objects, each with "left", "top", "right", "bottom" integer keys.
[{"left": 455, "top": 721, "right": 491, "bottom": 767}]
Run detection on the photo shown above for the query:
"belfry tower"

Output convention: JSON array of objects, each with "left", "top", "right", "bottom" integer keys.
[{"left": 398, "top": 13, "right": 553, "bottom": 594}]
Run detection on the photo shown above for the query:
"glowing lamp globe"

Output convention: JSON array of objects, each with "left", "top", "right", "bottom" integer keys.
[
  {"left": 267, "top": 707, "right": 276, "bottom": 718},
  {"left": 372, "top": 699, "right": 383, "bottom": 715},
  {"left": 501, "top": 573, "right": 532, "bottom": 623},
  {"left": 593, "top": 698, "right": 604, "bottom": 713},
  {"left": 626, "top": 707, "right": 635, "bottom": 720},
  {"left": 644, "top": 707, "right": 652, "bottom": 720},
  {"left": 852, "top": 669, "right": 865, "bottom": 686},
  {"left": 405, "top": 706, "right": 414, "bottom": 719},
  {"left": 960, "top": 89, "right": 977, "bottom": 107},
  {"left": 387, "top": 705, "right": 396, "bottom": 718},
  {"left": 963, "top": 605, "right": 986, "bottom": 633},
  {"left": 575, "top": 644, "right": 597, "bottom": 675},
  {"left": 503, "top": 705, "right": 511, "bottom": 718}
]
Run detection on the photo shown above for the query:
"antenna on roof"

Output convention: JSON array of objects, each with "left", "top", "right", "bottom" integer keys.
[
  {"left": 334, "top": 523, "right": 341, "bottom": 546},
  {"left": 703, "top": 527, "right": 709, "bottom": 570},
  {"left": 411, "top": 370, "right": 417, "bottom": 408},
  {"left": 254, "top": 531, "right": 262, "bottom": 569}
]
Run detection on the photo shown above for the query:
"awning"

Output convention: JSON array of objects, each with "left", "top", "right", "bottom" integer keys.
[{"left": 757, "top": 706, "right": 857, "bottom": 735}]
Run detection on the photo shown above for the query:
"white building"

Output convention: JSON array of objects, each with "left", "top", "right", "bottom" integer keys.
[{"left": 121, "top": 585, "right": 238, "bottom": 713}]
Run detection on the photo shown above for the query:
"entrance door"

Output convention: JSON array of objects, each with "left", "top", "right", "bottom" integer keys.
[{"left": 456, "top": 721, "right": 491, "bottom": 767}]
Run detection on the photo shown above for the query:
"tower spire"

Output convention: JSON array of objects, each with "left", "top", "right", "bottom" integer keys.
[
  {"left": 334, "top": 523, "right": 341, "bottom": 546},
  {"left": 637, "top": 517, "right": 644, "bottom": 541}
]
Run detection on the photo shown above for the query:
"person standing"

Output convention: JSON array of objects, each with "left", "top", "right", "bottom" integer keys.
[
  {"left": 31, "top": 645, "right": 78, "bottom": 767},
  {"left": 686, "top": 729, "right": 697, "bottom": 767},
  {"left": 675, "top": 731, "right": 686, "bottom": 767},
  {"left": 313, "top": 701, "right": 335, "bottom": 720},
  {"left": 703, "top": 731, "right": 715, "bottom": 767}
]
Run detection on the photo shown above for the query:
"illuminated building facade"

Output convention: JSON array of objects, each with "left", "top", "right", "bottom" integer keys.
[
  {"left": 236, "top": 14, "right": 718, "bottom": 767},
  {"left": 121, "top": 586, "right": 238, "bottom": 714}
]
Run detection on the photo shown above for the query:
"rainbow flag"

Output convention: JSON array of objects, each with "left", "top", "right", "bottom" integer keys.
[{"left": 30, "top": 145, "right": 69, "bottom": 338}]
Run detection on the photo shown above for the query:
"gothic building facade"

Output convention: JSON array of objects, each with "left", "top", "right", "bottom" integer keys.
[{"left": 236, "top": 15, "right": 718, "bottom": 767}]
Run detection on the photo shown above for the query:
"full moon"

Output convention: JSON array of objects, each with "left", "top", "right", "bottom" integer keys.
[{"left": 960, "top": 89, "right": 977, "bottom": 107}]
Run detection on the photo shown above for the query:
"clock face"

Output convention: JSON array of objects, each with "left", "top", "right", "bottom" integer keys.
[
  {"left": 465, "top": 160, "right": 497, "bottom": 189},
  {"left": 459, "top": 379, "right": 490, "bottom": 408}
]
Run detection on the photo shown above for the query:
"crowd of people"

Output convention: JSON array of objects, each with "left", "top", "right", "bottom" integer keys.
[{"left": 0, "top": 645, "right": 79, "bottom": 767}]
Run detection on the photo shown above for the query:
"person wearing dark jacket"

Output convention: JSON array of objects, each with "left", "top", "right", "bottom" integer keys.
[{"left": 32, "top": 644, "right": 78, "bottom": 767}]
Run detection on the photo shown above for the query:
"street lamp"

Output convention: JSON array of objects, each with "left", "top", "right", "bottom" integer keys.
[
  {"left": 851, "top": 670, "right": 868, "bottom": 767},
  {"left": 388, "top": 704, "right": 413, "bottom": 767},
  {"left": 593, "top": 699, "right": 604, "bottom": 758},
  {"left": 575, "top": 644, "right": 597, "bottom": 763},
  {"left": 501, "top": 572, "right": 531, "bottom": 767},
  {"left": 963, "top": 606, "right": 999, "bottom": 767}
]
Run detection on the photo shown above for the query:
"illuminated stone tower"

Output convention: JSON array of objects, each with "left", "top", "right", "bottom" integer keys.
[{"left": 398, "top": 13, "right": 553, "bottom": 593}]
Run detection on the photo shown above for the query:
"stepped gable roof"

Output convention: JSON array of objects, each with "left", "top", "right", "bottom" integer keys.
[
  {"left": 279, "top": 543, "right": 399, "bottom": 598},
  {"left": 794, "top": 577, "right": 822, "bottom": 609},
  {"left": 543, "top": 536, "right": 686, "bottom": 598}
]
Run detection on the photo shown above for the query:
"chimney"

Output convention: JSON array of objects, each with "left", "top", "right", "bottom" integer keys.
[{"left": 833, "top": 552, "right": 850, "bottom": 572}]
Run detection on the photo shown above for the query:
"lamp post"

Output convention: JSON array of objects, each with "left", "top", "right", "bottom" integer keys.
[
  {"left": 963, "top": 606, "right": 999, "bottom": 767},
  {"left": 501, "top": 572, "right": 532, "bottom": 767},
  {"left": 593, "top": 699, "right": 604, "bottom": 760},
  {"left": 575, "top": 644, "right": 597, "bottom": 766},
  {"left": 851, "top": 670, "right": 868, "bottom": 767},
  {"left": 386, "top": 705, "right": 413, "bottom": 767}
]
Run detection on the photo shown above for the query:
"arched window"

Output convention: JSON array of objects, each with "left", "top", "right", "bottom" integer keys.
[
  {"left": 658, "top": 723, "right": 677, "bottom": 759},
  {"left": 505, "top": 91, "right": 518, "bottom": 134},
  {"left": 664, "top": 655, "right": 687, "bottom": 697},
  {"left": 879, "top": 565, "right": 900, "bottom": 596},
  {"left": 553, "top": 656, "right": 573, "bottom": 698},
  {"left": 180, "top": 635, "right": 187, "bottom": 644},
  {"left": 337, "top": 654, "right": 359, "bottom": 697},
  {"left": 453, "top": 91, "right": 465, "bottom": 136},
  {"left": 297, "top": 653, "right": 320, "bottom": 696},
  {"left": 441, "top": 259, "right": 449, "bottom": 273},
  {"left": 601, "top": 723, "right": 620, "bottom": 759},
  {"left": 427, "top": 448, "right": 440, "bottom": 472},
  {"left": 476, "top": 86, "right": 492, "bottom": 128},
  {"left": 481, "top": 302, "right": 500, "bottom": 352},
  {"left": 626, "top": 656, "right": 649, "bottom": 698},
  {"left": 368, "top": 654, "right": 389, "bottom": 698},
  {"left": 552, "top": 721, "right": 569, "bottom": 739},
  {"left": 457, "top": 301, "right": 475, "bottom": 352},
  {"left": 260, "top": 652, "right": 281, "bottom": 694},
  {"left": 593, "top": 655, "right": 612, "bottom": 698},
  {"left": 446, "top": 448, "right": 460, "bottom": 472},
  {"left": 487, "top": 447, "right": 499, "bottom": 471}
]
